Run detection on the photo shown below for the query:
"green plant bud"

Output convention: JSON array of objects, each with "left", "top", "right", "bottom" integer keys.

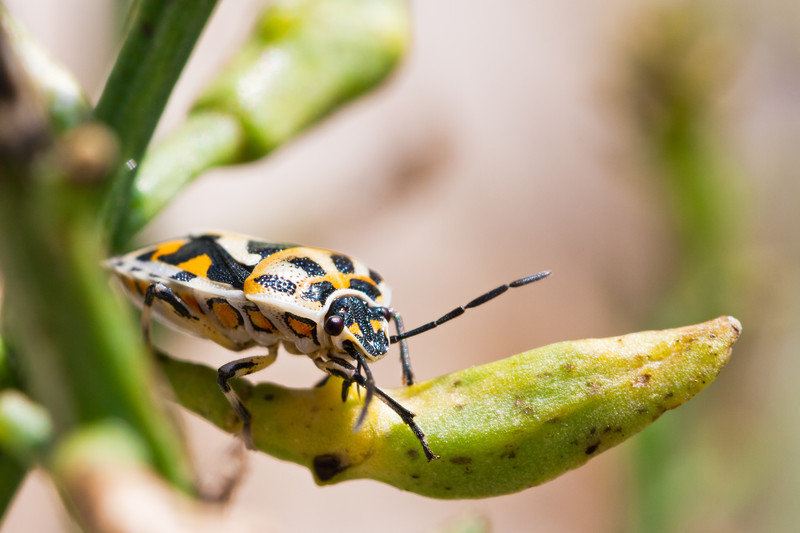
[{"left": 160, "top": 316, "right": 740, "bottom": 499}]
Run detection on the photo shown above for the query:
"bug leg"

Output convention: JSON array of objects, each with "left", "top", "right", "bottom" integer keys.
[
  {"left": 142, "top": 282, "right": 194, "bottom": 345},
  {"left": 351, "top": 373, "right": 438, "bottom": 461},
  {"left": 313, "top": 354, "right": 437, "bottom": 460},
  {"left": 345, "top": 346, "right": 375, "bottom": 431},
  {"left": 340, "top": 379, "right": 352, "bottom": 402},
  {"left": 388, "top": 309, "right": 415, "bottom": 386},
  {"left": 217, "top": 346, "right": 278, "bottom": 449}
]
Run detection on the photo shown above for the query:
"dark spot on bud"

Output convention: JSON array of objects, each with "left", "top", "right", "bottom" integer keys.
[
  {"left": 500, "top": 450, "right": 517, "bottom": 459},
  {"left": 313, "top": 454, "right": 350, "bottom": 481},
  {"left": 449, "top": 456, "right": 472, "bottom": 465},
  {"left": 585, "top": 442, "right": 600, "bottom": 455}
]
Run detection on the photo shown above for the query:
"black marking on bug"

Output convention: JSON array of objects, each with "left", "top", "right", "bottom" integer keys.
[
  {"left": 136, "top": 249, "right": 157, "bottom": 262},
  {"left": 170, "top": 270, "right": 196, "bottom": 282},
  {"left": 157, "top": 235, "right": 253, "bottom": 289},
  {"left": 247, "top": 240, "right": 295, "bottom": 259},
  {"left": 331, "top": 254, "right": 354, "bottom": 274},
  {"left": 288, "top": 256, "right": 326, "bottom": 277},
  {"left": 302, "top": 280, "right": 336, "bottom": 303},
  {"left": 253, "top": 274, "right": 297, "bottom": 295},
  {"left": 368, "top": 269, "right": 383, "bottom": 284},
  {"left": 348, "top": 278, "right": 381, "bottom": 301}
]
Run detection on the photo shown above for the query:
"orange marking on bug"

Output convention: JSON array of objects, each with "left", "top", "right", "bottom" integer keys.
[
  {"left": 136, "top": 280, "right": 151, "bottom": 296},
  {"left": 349, "top": 322, "right": 362, "bottom": 337},
  {"left": 120, "top": 275, "right": 139, "bottom": 295},
  {"left": 211, "top": 300, "right": 241, "bottom": 329},
  {"left": 180, "top": 292, "right": 202, "bottom": 314},
  {"left": 150, "top": 240, "right": 184, "bottom": 260},
  {"left": 247, "top": 308, "right": 275, "bottom": 332},
  {"left": 177, "top": 254, "right": 212, "bottom": 278},
  {"left": 288, "top": 315, "right": 315, "bottom": 337},
  {"left": 370, "top": 319, "right": 383, "bottom": 332}
]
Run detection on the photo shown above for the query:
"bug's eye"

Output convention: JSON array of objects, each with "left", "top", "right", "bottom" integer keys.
[
  {"left": 324, "top": 315, "right": 345, "bottom": 336},
  {"left": 378, "top": 307, "right": 392, "bottom": 321}
]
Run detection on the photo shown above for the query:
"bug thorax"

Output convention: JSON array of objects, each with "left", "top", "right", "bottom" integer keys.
[{"left": 323, "top": 295, "right": 391, "bottom": 361}]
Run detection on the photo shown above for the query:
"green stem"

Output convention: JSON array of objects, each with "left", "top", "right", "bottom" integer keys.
[{"left": 94, "top": 0, "right": 219, "bottom": 240}]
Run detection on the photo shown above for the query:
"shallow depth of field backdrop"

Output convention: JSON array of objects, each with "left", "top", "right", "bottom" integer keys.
[{"left": 3, "top": 0, "right": 798, "bottom": 532}]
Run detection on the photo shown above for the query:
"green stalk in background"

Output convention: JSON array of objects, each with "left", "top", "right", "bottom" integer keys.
[
  {"left": 619, "top": 4, "right": 751, "bottom": 532},
  {"left": 0, "top": 2, "right": 201, "bottom": 501}
]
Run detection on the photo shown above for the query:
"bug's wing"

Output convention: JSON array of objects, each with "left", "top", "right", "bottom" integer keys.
[{"left": 107, "top": 233, "right": 299, "bottom": 350}]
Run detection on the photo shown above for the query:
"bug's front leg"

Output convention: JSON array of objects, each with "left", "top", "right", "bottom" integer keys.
[
  {"left": 313, "top": 354, "right": 437, "bottom": 461},
  {"left": 217, "top": 346, "right": 278, "bottom": 449}
]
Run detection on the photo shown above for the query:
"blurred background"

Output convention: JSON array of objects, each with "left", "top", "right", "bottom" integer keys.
[{"left": 2, "top": 0, "right": 798, "bottom": 531}]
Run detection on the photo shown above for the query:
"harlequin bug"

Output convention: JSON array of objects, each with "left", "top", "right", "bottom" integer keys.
[{"left": 107, "top": 232, "right": 550, "bottom": 461}]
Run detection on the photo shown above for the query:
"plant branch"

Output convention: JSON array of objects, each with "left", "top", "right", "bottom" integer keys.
[{"left": 0, "top": 22, "right": 193, "bottom": 491}]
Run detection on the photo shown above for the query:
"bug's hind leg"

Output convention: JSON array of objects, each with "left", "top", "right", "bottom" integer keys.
[
  {"left": 217, "top": 346, "right": 278, "bottom": 449},
  {"left": 142, "top": 282, "right": 195, "bottom": 345}
]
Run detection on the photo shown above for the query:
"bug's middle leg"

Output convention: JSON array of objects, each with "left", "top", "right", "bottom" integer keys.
[
  {"left": 217, "top": 346, "right": 278, "bottom": 449},
  {"left": 387, "top": 309, "right": 415, "bottom": 386}
]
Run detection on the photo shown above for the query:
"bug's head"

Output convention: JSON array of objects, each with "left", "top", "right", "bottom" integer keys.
[{"left": 323, "top": 295, "right": 391, "bottom": 361}]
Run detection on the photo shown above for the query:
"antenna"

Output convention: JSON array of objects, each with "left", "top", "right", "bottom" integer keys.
[{"left": 389, "top": 271, "right": 551, "bottom": 344}]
